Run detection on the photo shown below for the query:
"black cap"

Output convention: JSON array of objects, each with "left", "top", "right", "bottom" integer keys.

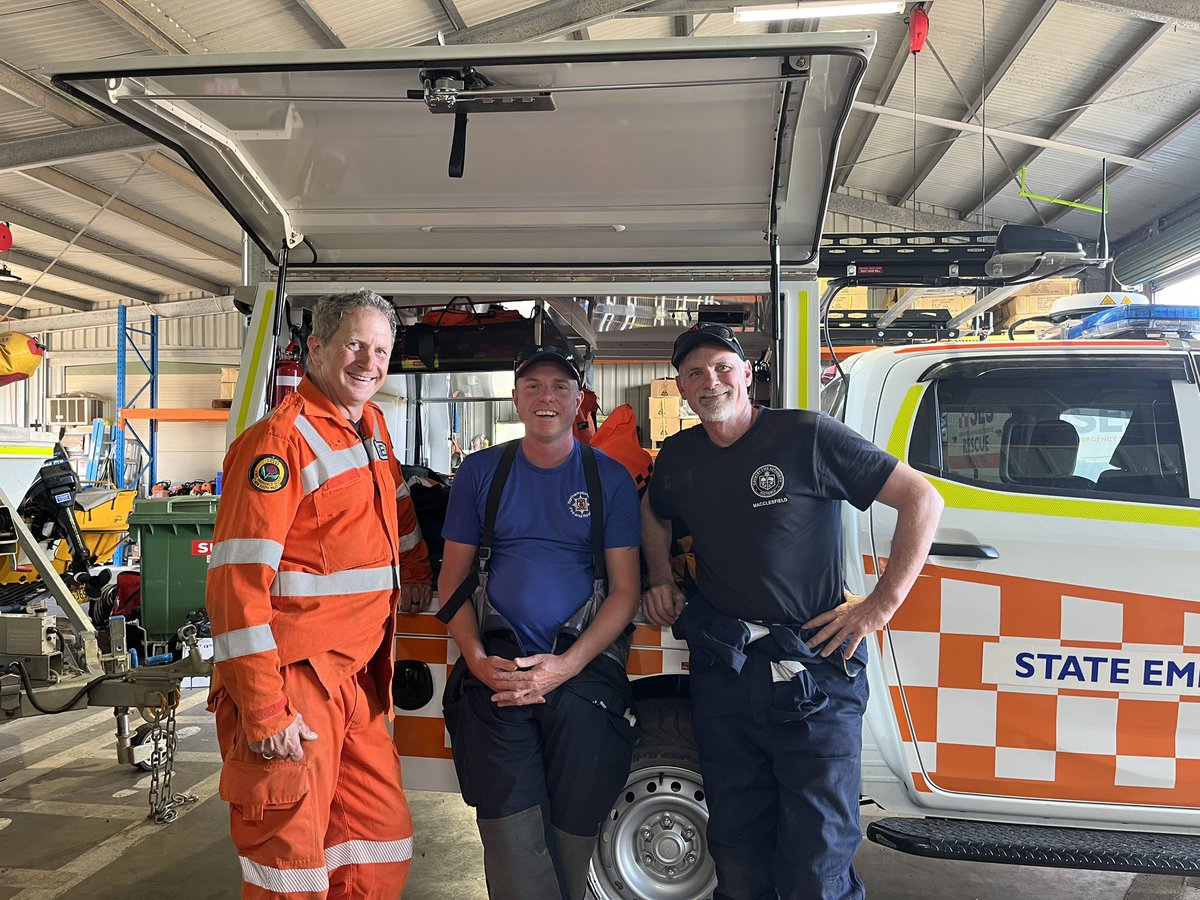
[
  {"left": 514, "top": 344, "right": 583, "bottom": 385},
  {"left": 671, "top": 323, "right": 746, "bottom": 369}
]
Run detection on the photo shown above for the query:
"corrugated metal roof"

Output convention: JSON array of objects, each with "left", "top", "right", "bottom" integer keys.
[
  {"left": 304, "top": 0, "right": 446, "bottom": 48},
  {"left": 587, "top": 18, "right": 674, "bottom": 41},
  {"left": 455, "top": 0, "right": 542, "bottom": 29},
  {"left": 0, "top": 1, "right": 151, "bottom": 72},
  {"left": 156, "top": 0, "right": 330, "bottom": 53}
]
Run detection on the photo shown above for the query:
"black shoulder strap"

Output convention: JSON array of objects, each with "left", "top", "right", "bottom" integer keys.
[
  {"left": 480, "top": 439, "right": 521, "bottom": 571},
  {"left": 580, "top": 442, "right": 607, "bottom": 585},
  {"left": 435, "top": 440, "right": 520, "bottom": 625}
]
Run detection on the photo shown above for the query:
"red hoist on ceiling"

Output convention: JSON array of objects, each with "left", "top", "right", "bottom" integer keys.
[{"left": 909, "top": 3, "right": 929, "bottom": 54}]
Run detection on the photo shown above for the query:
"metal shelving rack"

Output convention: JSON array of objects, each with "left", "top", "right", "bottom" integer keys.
[{"left": 115, "top": 304, "right": 159, "bottom": 492}]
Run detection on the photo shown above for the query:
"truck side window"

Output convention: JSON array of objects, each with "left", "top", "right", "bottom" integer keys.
[{"left": 908, "top": 371, "right": 1189, "bottom": 503}]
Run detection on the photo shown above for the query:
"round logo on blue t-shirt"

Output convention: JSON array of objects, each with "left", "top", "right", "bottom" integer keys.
[
  {"left": 750, "top": 464, "right": 785, "bottom": 498},
  {"left": 567, "top": 490, "right": 591, "bottom": 518}
]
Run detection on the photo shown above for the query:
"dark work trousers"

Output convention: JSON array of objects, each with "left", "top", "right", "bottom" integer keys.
[
  {"left": 443, "top": 634, "right": 636, "bottom": 899},
  {"left": 691, "top": 648, "right": 870, "bottom": 900}
]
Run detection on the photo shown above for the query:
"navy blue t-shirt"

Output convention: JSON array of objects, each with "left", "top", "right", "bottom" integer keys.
[
  {"left": 649, "top": 407, "right": 897, "bottom": 624},
  {"left": 442, "top": 441, "right": 641, "bottom": 653}
]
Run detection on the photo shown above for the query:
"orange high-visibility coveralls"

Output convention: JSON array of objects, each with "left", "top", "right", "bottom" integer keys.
[{"left": 207, "top": 376, "right": 432, "bottom": 900}]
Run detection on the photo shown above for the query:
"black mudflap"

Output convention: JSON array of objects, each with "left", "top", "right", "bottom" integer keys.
[{"left": 867, "top": 816, "right": 1200, "bottom": 875}]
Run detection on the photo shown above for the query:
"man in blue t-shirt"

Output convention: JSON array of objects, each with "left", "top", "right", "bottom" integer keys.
[
  {"left": 643, "top": 324, "right": 944, "bottom": 900},
  {"left": 440, "top": 345, "right": 641, "bottom": 900}
]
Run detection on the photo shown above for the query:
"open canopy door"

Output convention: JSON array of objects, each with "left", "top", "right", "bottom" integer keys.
[{"left": 52, "top": 35, "right": 872, "bottom": 272}]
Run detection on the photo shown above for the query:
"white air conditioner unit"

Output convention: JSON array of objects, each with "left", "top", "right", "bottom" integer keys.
[{"left": 47, "top": 396, "right": 106, "bottom": 426}]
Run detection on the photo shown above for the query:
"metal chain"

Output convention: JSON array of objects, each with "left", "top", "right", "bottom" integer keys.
[{"left": 147, "top": 691, "right": 198, "bottom": 824}]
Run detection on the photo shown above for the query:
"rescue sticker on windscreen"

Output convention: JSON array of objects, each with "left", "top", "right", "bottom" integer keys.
[{"left": 983, "top": 644, "right": 1200, "bottom": 696}]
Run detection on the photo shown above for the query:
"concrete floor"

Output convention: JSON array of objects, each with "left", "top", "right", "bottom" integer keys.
[{"left": 0, "top": 689, "right": 1197, "bottom": 900}]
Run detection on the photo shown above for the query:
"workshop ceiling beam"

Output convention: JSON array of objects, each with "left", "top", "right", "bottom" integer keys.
[
  {"left": 1043, "top": 99, "right": 1200, "bottom": 226},
  {"left": 0, "top": 125, "right": 155, "bottom": 175},
  {"left": 0, "top": 305, "right": 27, "bottom": 320},
  {"left": 4, "top": 250, "right": 159, "bottom": 303},
  {"left": 0, "top": 202, "right": 226, "bottom": 295},
  {"left": 21, "top": 168, "right": 241, "bottom": 266},
  {"left": 441, "top": 0, "right": 649, "bottom": 43},
  {"left": 893, "top": 0, "right": 1056, "bottom": 205},
  {"left": 0, "top": 59, "right": 101, "bottom": 128},
  {"left": 963, "top": 20, "right": 1169, "bottom": 220},
  {"left": 133, "top": 151, "right": 214, "bottom": 201},
  {"left": 437, "top": 0, "right": 469, "bottom": 32},
  {"left": 854, "top": 101, "right": 1146, "bottom": 167},
  {"left": 673, "top": 14, "right": 692, "bottom": 36},
  {"left": 833, "top": 7, "right": 930, "bottom": 191},
  {"left": 1061, "top": 0, "right": 1199, "bottom": 29},
  {"left": 827, "top": 191, "right": 981, "bottom": 232},
  {"left": 0, "top": 279, "right": 95, "bottom": 312},
  {"left": 621, "top": 1, "right": 737, "bottom": 16},
  {"left": 293, "top": 0, "right": 347, "bottom": 47},
  {"left": 89, "top": 0, "right": 192, "bottom": 54}
]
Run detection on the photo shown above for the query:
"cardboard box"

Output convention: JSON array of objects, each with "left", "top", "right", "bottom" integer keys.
[
  {"left": 680, "top": 416, "right": 701, "bottom": 431},
  {"left": 220, "top": 366, "right": 240, "bottom": 384},
  {"left": 650, "top": 378, "right": 680, "bottom": 397},
  {"left": 649, "top": 396, "right": 681, "bottom": 418},
  {"left": 220, "top": 381, "right": 236, "bottom": 400},
  {"left": 649, "top": 417, "right": 681, "bottom": 440}
]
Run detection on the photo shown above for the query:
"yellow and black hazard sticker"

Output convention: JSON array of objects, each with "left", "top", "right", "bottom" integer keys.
[{"left": 249, "top": 454, "right": 289, "bottom": 492}]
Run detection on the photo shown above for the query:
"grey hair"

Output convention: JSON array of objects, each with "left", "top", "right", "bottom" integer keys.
[{"left": 310, "top": 288, "right": 398, "bottom": 344}]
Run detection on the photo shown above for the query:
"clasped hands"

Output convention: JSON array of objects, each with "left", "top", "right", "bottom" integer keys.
[{"left": 469, "top": 653, "right": 579, "bottom": 707}]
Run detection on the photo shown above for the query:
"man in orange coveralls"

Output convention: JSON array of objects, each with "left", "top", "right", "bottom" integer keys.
[{"left": 206, "top": 288, "right": 432, "bottom": 899}]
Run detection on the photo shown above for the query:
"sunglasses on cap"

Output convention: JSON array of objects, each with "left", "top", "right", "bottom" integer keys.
[
  {"left": 514, "top": 344, "right": 583, "bottom": 385},
  {"left": 671, "top": 322, "right": 746, "bottom": 369}
]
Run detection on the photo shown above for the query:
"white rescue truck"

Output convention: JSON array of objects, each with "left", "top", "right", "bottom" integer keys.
[
  {"left": 822, "top": 298, "right": 1200, "bottom": 878},
  {"left": 51, "top": 36, "right": 1200, "bottom": 899}
]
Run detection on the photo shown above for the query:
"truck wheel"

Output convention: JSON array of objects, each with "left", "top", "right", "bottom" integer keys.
[{"left": 588, "top": 698, "right": 717, "bottom": 900}]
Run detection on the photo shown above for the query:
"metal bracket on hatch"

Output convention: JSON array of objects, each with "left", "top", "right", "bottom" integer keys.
[
  {"left": 411, "top": 67, "right": 555, "bottom": 179},
  {"left": 104, "top": 77, "right": 304, "bottom": 251}
]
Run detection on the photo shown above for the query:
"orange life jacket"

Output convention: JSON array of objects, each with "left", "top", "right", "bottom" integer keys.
[{"left": 590, "top": 403, "right": 653, "bottom": 495}]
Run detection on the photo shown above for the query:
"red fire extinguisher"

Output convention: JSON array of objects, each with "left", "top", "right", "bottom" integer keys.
[{"left": 272, "top": 342, "right": 303, "bottom": 408}]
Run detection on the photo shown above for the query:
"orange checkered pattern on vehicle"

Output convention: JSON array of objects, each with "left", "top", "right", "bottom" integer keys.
[{"left": 880, "top": 559, "right": 1200, "bottom": 807}]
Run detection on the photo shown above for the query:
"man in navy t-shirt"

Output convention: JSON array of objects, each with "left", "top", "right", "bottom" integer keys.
[
  {"left": 643, "top": 323, "right": 944, "bottom": 900},
  {"left": 439, "top": 345, "right": 640, "bottom": 900}
]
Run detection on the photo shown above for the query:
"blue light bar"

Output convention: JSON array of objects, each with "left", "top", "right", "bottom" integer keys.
[{"left": 1067, "top": 304, "right": 1200, "bottom": 340}]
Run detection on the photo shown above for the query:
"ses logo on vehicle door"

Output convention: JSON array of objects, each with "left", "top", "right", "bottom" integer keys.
[{"left": 750, "top": 464, "right": 787, "bottom": 508}]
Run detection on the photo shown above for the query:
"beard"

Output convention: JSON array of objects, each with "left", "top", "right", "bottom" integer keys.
[{"left": 692, "top": 390, "right": 735, "bottom": 423}]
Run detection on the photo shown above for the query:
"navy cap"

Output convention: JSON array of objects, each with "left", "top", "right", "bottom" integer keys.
[
  {"left": 514, "top": 344, "right": 583, "bottom": 385},
  {"left": 671, "top": 323, "right": 746, "bottom": 369}
]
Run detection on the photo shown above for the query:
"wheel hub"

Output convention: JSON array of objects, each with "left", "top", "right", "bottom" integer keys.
[
  {"left": 589, "top": 764, "right": 717, "bottom": 899},
  {"left": 637, "top": 811, "right": 702, "bottom": 877}
]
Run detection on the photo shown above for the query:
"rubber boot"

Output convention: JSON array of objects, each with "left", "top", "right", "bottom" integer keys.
[
  {"left": 554, "top": 827, "right": 598, "bottom": 900},
  {"left": 477, "top": 806, "right": 560, "bottom": 900}
]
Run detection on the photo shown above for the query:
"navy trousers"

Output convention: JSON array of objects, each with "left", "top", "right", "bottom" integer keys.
[
  {"left": 443, "top": 628, "right": 635, "bottom": 827},
  {"left": 691, "top": 649, "right": 869, "bottom": 900}
]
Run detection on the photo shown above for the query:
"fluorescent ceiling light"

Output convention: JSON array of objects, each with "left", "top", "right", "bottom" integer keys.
[{"left": 736, "top": 0, "right": 905, "bottom": 22}]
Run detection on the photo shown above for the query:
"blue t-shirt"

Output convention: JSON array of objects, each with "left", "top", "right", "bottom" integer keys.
[{"left": 442, "top": 440, "right": 641, "bottom": 653}]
